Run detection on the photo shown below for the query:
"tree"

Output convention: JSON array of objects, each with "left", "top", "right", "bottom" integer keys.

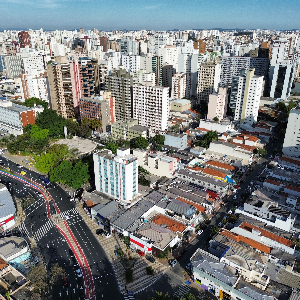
[
  {"left": 24, "top": 97, "right": 48, "bottom": 110},
  {"left": 35, "top": 109, "right": 67, "bottom": 137},
  {"left": 213, "top": 117, "right": 219, "bottom": 122},
  {"left": 150, "top": 291, "right": 172, "bottom": 300},
  {"left": 34, "top": 144, "right": 72, "bottom": 173},
  {"left": 27, "top": 265, "right": 49, "bottom": 296},
  {"left": 132, "top": 136, "right": 149, "bottom": 149},
  {"left": 77, "top": 123, "right": 91, "bottom": 138},
  {"left": 151, "top": 134, "right": 165, "bottom": 150},
  {"left": 49, "top": 263, "right": 66, "bottom": 286},
  {"left": 106, "top": 142, "right": 119, "bottom": 154},
  {"left": 159, "top": 248, "right": 169, "bottom": 259},
  {"left": 81, "top": 117, "right": 102, "bottom": 131},
  {"left": 200, "top": 131, "right": 218, "bottom": 148},
  {"left": 211, "top": 225, "right": 219, "bottom": 236},
  {"left": 66, "top": 119, "right": 79, "bottom": 136},
  {"left": 30, "top": 124, "right": 49, "bottom": 141}
]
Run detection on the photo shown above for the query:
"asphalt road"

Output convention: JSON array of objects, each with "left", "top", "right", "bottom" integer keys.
[{"left": 0, "top": 156, "right": 123, "bottom": 300}]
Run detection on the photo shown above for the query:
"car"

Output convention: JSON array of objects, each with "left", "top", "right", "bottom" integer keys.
[
  {"left": 104, "top": 231, "right": 111, "bottom": 238},
  {"left": 145, "top": 255, "right": 155, "bottom": 263},
  {"left": 176, "top": 253, "right": 183, "bottom": 261},
  {"left": 228, "top": 210, "right": 233, "bottom": 215},
  {"left": 136, "top": 249, "right": 145, "bottom": 256},
  {"left": 76, "top": 269, "right": 83, "bottom": 277},
  {"left": 20, "top": 171, "right": 26, "bottom": 175},
  {"left": 69, "top": 248, "right": 75, "bottom": 258},
  {"left": 63, "top": 277, "right": 68, "bottom": 286},
  {"left": 233, "top": 195, "right": 237, "bottom": 200},
  {"left": 39, "top": 175, "right": 50, "bottom": 186},
  {"left": 181, "top": 248, "right": 188, "bottom": 254},
  {"left": 168, "top": 259, "right": 178, "bottom": 267},
  {"left": 218, "top": 222, "right": 223, "bottom": 227},
  {"left": 16, "top": 164, "right": 22, "bottom": 168},
  {"left": 197, "top": 230, "right": 203, "bottom": 235},
  {"left": 96, "top": 229, "right": 104, "bottom": 236}
]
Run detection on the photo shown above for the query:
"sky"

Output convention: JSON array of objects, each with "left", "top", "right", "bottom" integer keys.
[{"left": 0, "top": 0, "right": 299, "bottom": 31}]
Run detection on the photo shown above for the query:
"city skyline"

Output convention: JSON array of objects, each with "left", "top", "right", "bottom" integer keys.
[{"left": 1, "top": 0, "right": 300, "bottom": 31}]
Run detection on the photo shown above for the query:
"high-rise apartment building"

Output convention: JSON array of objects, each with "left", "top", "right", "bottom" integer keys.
[
  {"left": 105, "top": 69, "right": 133, "bottom": 122},
  {"left": 194, "top": 39, "right": 206, "bottom": 54},
  {"left": 4, "top": 56, "right": 23, "bottom": 79},
  {"left": 220, "top": 57, "right": 268, "bottom": 86},
  {"left": 152, "top": 56, "right": 163, "bottom": 86},
  {"left": 197, "top": 62, "right": 221, "bottom": 104},
  {"left": 233, "top": 69, "right": 263, "bottom": 125},
  {"left": 121, "top": 55, "right": 141, "bottom": 73},
  {"left": 269, "top": 64, "right": 294, "bottom": 99},
  {"left": 18, "top": 31, "right": 31, "bottom": 48},
  {"left": 19, "top": 73, "right": 49, "bottom": 102},
  {"left": 93, "top": 148, "right": 138, "bottom": 203},
  {"left": 70, "top": 56, "right": 95, "bottom": 108},
  {"left": 207, "top": 87, "right": 228, "bottom": 120},
  {"left": 162, "top": 64, "right": 176, "bottom": 95},
  {"left": 283, "top": 107, "right": 300, "bottom": 157},
  {"left": 133, "top": 84, "right": 169, "bottom": 132},
  {"left": 171, "top": 73, "right": 192, "bottom": 99},
  {"left": 78, "top": 91, "right": 115, "bottom": 133},
  {"left": 47, "top": 56, "right": 75, "bottom": 119}
]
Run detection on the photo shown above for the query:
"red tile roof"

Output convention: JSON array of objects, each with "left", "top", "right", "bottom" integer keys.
[
  {"left": 151, "top": 214, "right": 186, "bottom": 233},
  {"left": 206, "top": 160, "right": 236, "bottom": 171},
  {"left": 220, "top": 229, "right": 271, "bottom": 254},
  {"left": 202, "top": 167, "right": 226, "bottom": 178},
  {"left": 239, "top": 222, "right": 295, "bottom": 248},
  {"left": 265, "top": 179, "right": 281, "bottom": 186},
  {"left": 187, "top": 166, "right": 203, "bottom": 172},
  {"left": 0, "top": 258, "right": 8, "bottom": 270},
  {"left": 285, "top": 185, "right": 300, "bottom": 192},
  {"left": 228, "top": 142, "right": 256, "bottom": 152},
  {"left": 279, "top": 156, "right": 300, "bottom": 166}
]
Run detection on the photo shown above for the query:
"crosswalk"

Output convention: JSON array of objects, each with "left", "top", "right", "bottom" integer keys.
[
  {"left": 173, "top": 284, "right": 191, "bottom": 298},
  {"left": 18, "top": 222, "right": 30, "bottom": 239},
  {"left": 34, "top": 219, "right": 55, "bottom": 242},
  {"left": 32, "top": 208, "right": 80, "bottom": 242},
  {"left": 124, "top": 294, "right": 135, "bottom": 300}
]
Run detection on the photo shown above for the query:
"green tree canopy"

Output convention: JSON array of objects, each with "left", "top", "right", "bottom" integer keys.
[
  {"left": 30, "top": 124, "right": 49, "bottom": 141},
  {"left": 34, "top": 144, "right": 72, "bottom": 173},
  {"left": 106, "top": 142, "right": 119, "bottom": 154},
  {"left": 213, "top": 116, "right": 219, "bottom": 122},
  {"left": 132, "top": 136, "right": 149, "bottom": 149},
  {"left": 35, "top": 109, "right": 67, "bottom": 137},
  {"left": 152, "top": 134, "right": 165, "bottom": 145},
  {"left": 49, "top": 160, "right": 89, "bottom": 189},
  {"left": 200, "top": 131, "right": 218, "bottom": 149},
  {"left": 66, "top": 119, "right": 79, "bottom": 136},
  {"left": 27, "top": 265, "right": 49, "bottom": 295},
  {"left": 81, "top": 117, "right": 102, "bottom": 130},
  {"left": 24, "top": 97, "right": 48, "bottom": 110}
]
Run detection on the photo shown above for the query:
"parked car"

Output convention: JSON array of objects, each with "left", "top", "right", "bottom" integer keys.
[
  {"left": 104, "top": 231, "right": 111, "bottom": 238},
  {"left": 63, "top": 277, "right": 68, "bottom": 286},
  {"left": 96, "top": 229, "right": 104, "bottom": 236},
  {"left": 16, "top": 164, "right": 22, "bottom": 168},
  {"left": 218, "top": 222, "right": 223, "bottom": 227},
  {"left": 233, "top": 195, "right": 237, "bottom": 200},
  {"left": 145, "top": 255, "right": 155, "bottom": 263},
  {"left": 20, "top": 171, "right": 26, "bottom": 175},
  {"left": 169, "top": 259, "right": 178, "bottom": 267},
  {"left": 76, "top": 269, "right": 83, "bottom": 278},
  {"left": 176, "top": 253, "right": 183, "bottom": 261},
  {"left": 197, "top": 230, "right": 203, "bottom": 236},
  {"left": 136, "top": 249, "right": 145, "bottom": 256},
  {"left": 181, "top": 248, "right": 188, "bottom": 254}
]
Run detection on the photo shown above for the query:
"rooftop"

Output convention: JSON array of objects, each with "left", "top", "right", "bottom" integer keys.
[
  {"left": 0, "top": 184, "right": 16, "bottom": 220},
  {"left": 151, "top": 214, "right": 186, "bottom": 233}
]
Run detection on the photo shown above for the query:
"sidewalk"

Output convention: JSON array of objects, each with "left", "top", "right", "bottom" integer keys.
[{"left": 76, "top": 203, "right": 169, "bottom": 294}]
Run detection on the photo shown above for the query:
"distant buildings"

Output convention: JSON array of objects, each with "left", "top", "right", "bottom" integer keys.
[
  {"left": 171, "top": 73, "right": 192, "bottom": 99},
  {"left": 111, "top": 119, "right": 149, "bottom": 140},
  {"left": 93, "top": 148, "right": 138, "bottom": 203}
]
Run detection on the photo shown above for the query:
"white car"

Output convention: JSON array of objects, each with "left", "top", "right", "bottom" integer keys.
[
  {"left": 169, "top": 259, "right": 178, "bottom": 267},
  {"left": 197, "top": 230, "right": 203, "bottom": 235},
  {"left": 228, "top": 210, "right": 232, "bottom": 214},
  {"left": 233, "top": 195, "right": 237, "bottom": 200},
  {"left": 76, "top": 269, "right": 83, "bottom": 277},
  {"left": 104, "top": 232, "right": 111, "bottom": 238}
]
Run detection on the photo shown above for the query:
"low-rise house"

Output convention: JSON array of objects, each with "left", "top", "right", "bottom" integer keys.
[
  {"left": 199, "top": 119, "right": 233, "bottom": 133},
  {"left": 111, "top": 118, "right": 150, "bottom": 140},
  {"left": 236, "top": 197, "right": 296, "bottom": 232},
  {"left": 164, "top": 132, "right": 188, "bottom": 150},
  {"left": 133, "top": 149, "right": 178, "bottom": 178}
]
